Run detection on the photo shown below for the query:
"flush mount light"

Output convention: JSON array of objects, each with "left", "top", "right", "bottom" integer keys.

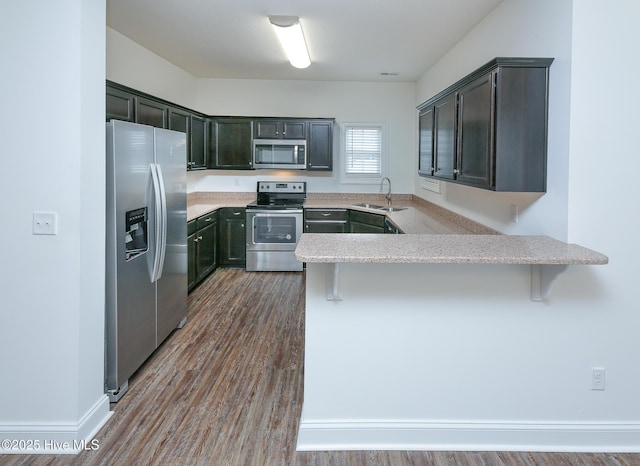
[{"left": 269, "top": 15, "right": 311, "bottom": 69}]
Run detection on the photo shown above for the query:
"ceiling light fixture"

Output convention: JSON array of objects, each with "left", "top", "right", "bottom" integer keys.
[{"left": 269, "top": 16, "right": 311, "bottom": 69}]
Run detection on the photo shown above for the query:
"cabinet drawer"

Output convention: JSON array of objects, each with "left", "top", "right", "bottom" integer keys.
[
  {"left": 349, "top": 209, "right": 385, "bottom": 228},
  {"left": 304, "top": 208, "right": 347, "bottom": 222},
  {"left": 196, "top": 211, "right": 217, "bottom": 230},
  {"left": 220, "top": 207, "right": 245, "bottom": 219}
]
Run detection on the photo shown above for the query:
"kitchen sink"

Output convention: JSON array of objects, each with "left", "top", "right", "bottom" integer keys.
[
  {"left": 352, "top": 203, "right": 407, "bottom": 212},
  {"left": 377, "top": 206, "right": 407, "bottom": 212},
  {"left": 353, "top": 202, "right": 384, "bottom": 209}
]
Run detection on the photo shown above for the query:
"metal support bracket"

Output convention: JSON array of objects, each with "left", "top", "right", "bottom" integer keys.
[
  {"left": 326, "top": 263, "right": 342, "bottom": 301},
  {"left": 531, "top": 264, "right": 569, "bottom": 302}
]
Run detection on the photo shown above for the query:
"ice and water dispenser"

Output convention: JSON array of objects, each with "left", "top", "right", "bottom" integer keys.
[{"left": 124, "top": 207, "right": 148, "bottom": 260}]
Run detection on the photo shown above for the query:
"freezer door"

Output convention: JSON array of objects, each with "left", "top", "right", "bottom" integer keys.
[
  {"left": 105, "top": 121, "right": 157, "bottom": 392},
  {"left": 154, "top": 127, "right": 188, "bottom": 344}
]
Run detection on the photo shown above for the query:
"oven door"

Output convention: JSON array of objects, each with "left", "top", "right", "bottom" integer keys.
[
  {"left": 246, "top": 209, "right": 303, "bottom": 252},
  {"left": 246, "top": 209, "right": 304, "bottom": 271}
]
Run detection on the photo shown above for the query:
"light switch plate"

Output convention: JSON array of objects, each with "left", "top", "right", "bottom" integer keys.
[{"left": 33, "top": 211, "right": 58, "bottom": 235}]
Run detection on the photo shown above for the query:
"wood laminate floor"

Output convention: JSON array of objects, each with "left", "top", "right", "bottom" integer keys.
[{"left": 3, "top": 269, "right": 640, "bottom": 465}]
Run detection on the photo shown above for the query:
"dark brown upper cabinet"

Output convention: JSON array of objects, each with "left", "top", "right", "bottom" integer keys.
[
  {"left": 306, "top": 120, "right": 333, "bottom": 171},
  {"left": 417, "top": 57, "right": 553, "bottom": 192},
  {"left": 254, "top": 119, "right": 306, "bottom": 139},
  {"left": 106, "top": 86, "right": 135, "bottom": 122},
  {"left": 135, "top": 97, "right": 168, "bottom": 129},
  {"left": 210, "top": 118, "right": 254, "bottom": 169}
]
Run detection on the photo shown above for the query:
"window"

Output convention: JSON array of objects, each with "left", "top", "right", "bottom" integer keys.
[{"left": 341, "top": 123, "right": 385, "bottom": 183}]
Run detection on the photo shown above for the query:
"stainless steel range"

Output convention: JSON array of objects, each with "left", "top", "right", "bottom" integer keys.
[{"left": 246, "top": 181, "right": 306, "bottom": 271}]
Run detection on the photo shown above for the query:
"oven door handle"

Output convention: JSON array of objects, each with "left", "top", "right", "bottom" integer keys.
[{"left": 250, "top": 209, "right": 303, "bottom": 216}]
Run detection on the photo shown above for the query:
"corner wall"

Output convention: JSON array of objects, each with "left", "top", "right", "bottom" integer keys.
[
  {"left": 105, "top": 30, "right": 417, "bottom": 195},
  {"left": 415, "top": 0, "right": 572, "bottom": 238},
  {"left": 0, "top": 0, "right": 111, "bottom": 453}
]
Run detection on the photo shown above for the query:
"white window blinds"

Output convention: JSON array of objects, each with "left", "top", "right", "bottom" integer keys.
[{"left": 344, "top": 126, "right": 382, "bottom": 175}]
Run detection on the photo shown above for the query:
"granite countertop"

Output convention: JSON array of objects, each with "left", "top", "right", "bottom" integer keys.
[
  {"left": 187, "top": 191, "right": 608, "bottom": 266},
  {"left": 303, "top": 196, "right": 496, "bottom": 235},
  {"left": 295, "top": 233, "right": 609, "bottom": 265},
  {"left": 187, "top": 193, "right": 254, "bottom": 221}
]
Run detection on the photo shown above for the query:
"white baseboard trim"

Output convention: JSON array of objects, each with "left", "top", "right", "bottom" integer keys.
[
  {"left": 296, "top": 419, "right": 640, "bottom": 452},
  {"left": 0, "top": 395, "right": 113, "bottom": 455}
]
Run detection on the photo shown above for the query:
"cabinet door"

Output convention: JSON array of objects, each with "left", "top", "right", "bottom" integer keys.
[
  {"left": 212, "top": 119, "right": 253, "bottom": 169},
  {"left": 188, "top": 232, "right": 197, "bottom": 291},
  {"left": 189, "top": 115, "right": 208, "bottom": 169},
  {"left": 168, "top": 108, "right": 190, "bottom": 169},
  {"left": 349, "top": 221, "right": 385, "bottom": 234},
  {"left": 433, "top": 94, "right": 457, "bottom": 180},
  {"left": 219, "top": 208, "right": 246, "bottom": 266},
  {"left": 418, "top": 106, "right": 434, "bottom": 176},
  {"left": 135, "top": 97, "right": 168, "bottom": 128},
  {"left": 282, "top": 120, "right": 306, "bottom": 139},
  {"left": 307, "top": 121, "right": 333, "bottom": 170},
  {"left": 456, "top": 72, "right": 494, "bottom": 188},
  {"left": 253, "top": 120, "right": 280, "bottom": 138},
  {"left": 196, "top": 221, "right": 218, "bottom": 282},
  {"left": 106, "top": 86, "right": 135, "bottom": 122},
  {"left": 349, "top": 210, "right": 385, "bottom": 233},
  {"left": 168, "top": 108, "right": 189, "bottom": 133},
  {"left": 305, "top": 222, "right": 347, "bottom": 233}
]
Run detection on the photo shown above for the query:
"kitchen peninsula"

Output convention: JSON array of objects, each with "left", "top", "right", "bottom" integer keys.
[{"left": 289, "top": 195, "right": 608, "bottom": 452}]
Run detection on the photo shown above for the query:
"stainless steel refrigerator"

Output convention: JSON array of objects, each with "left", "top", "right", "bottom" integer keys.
[{"left": 105, "top": 120, "right": 187, "bottom": 402}]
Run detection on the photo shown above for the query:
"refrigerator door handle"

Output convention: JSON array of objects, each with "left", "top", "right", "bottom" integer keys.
[
  {"left": 149, "top": 163, "right": 167, "bottom": 283},
  {"left": 155, "top": 163, "right": 167, "bottom": 280}
]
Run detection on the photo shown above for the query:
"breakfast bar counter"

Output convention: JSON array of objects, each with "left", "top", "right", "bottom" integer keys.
[
  {"left": 295, "top": 233, "right": 608, "bottom": 265},
  {"left": 294, "top": 200, "right": 609, "bottom": 453}
]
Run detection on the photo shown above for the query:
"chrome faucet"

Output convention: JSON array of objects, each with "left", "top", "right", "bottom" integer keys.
[{"left": 380, "top": 177, "right": 392, "bottom": 206}]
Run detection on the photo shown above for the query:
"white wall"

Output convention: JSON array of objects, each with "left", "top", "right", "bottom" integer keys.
[
  {"left": 192, "top": 79, "right": 416, "bottom": 193},
  {"left": 562, "top": 0, "right": 640, "bottom": 410},
  {"left": 107, "top": 28, "right": 198, "bottom": 110},
  {"left": 0, "top": 0, "right": 111, "bottom": 453},
  {"left": 105, "top": 31, "right": 416, "bottom": 195},
  {"left": 299, "top": 0, "right": 640, "bottom": 452},
  {"left": 415, "top": 0, "right": 573, "bottom": 238}
]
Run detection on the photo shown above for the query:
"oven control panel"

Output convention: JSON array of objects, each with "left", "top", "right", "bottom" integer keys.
[{"left": 257, "top": 181, "right": 306, "bottom": 194}]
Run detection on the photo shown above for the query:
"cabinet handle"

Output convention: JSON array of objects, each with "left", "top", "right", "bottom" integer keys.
[
  {"left": 233, "top": 211, "right": 241, "bottom": 216},
  {"left": 204, "top": 217, "right": 212, "bottom": 222},
  {"left": 453, "top": 169, "right": 460, "bottom": 175},
  {"left": 321, "top": 213, "right": 331, "bottom": 217},
  {"left": 198, "top": 236, "right": 203, "bottom": 240}
]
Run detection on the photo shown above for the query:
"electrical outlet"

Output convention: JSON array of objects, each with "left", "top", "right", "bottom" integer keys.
[
  {"left": 33, "top": 211, "right": 58, "bottom": 235},
  {"left": 592, "top": 367, "right": 606, "bottom": 390}
]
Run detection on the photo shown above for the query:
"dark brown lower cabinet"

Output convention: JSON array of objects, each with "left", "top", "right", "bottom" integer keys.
[
  {"left": 218, "top": 208, "right": 246, "bottom": 267},
  {"left": 188, "top": 213, "right": 218, "bottom": 292},
  {"left": 348, "top": 210, "right": 386, "bottom": 233},
  {"left": 304, "top": 208, "right": 347, "bottom": 233}
]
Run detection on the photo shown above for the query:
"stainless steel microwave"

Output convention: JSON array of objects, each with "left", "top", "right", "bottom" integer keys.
[{"left": 253, "top": 139, "right": 307, "bottom": 169}]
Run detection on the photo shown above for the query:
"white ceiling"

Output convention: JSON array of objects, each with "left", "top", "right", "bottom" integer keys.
[{"left": 106, "top": 0, "right": 503, "bottom": 82}]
